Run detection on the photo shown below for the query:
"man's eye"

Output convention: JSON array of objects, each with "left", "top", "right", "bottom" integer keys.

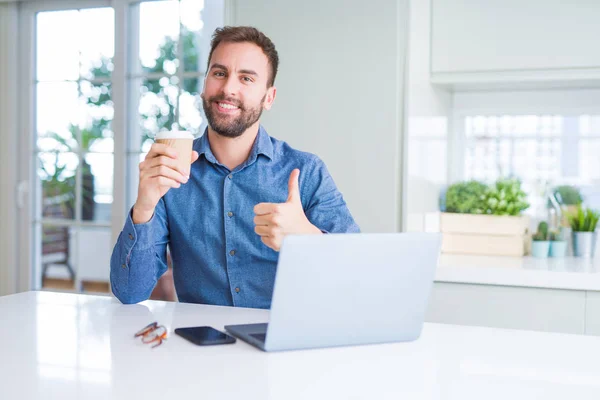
[
  {"left": 214, "top": 71, "right": 225, "bottom": 77},
  {"left": 242, "top": 76, "right": 253, "bottom": 83}
]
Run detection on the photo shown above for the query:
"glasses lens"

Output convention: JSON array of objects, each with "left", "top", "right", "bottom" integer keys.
[{"left": 134, "top": 322, "right": 158, "bottom": 338}]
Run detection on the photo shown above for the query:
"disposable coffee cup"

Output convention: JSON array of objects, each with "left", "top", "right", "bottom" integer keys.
[{"left": 154, "top": 129, "right": 194, "bottom": 175}]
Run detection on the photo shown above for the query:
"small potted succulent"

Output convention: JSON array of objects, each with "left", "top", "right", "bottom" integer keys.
[
  {"left": 531, "top": 221, "right": 550, "bottom": 258},
  {"left": 548, "top": 229, "right": 567, "bottom": 258},
  {"left": 568, "top": 206, "right": 599, "bottom": 258}
]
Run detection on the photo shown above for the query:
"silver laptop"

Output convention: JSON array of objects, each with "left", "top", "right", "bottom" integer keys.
[{"left": 225, "top": 232, "right": 441, "bottom": 352}]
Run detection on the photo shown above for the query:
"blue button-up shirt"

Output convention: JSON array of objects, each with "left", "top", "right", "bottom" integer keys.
[{"left": 110, "top": 126, "right": 360, "bottom": 309}]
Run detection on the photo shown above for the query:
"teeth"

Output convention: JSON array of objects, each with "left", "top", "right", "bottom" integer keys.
[{"left": 218, "top": 102, "right": 239, "bottom": 110}]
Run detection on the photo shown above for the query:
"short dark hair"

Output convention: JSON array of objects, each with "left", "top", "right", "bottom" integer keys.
[{"left": 207, "top": 26, "right": 279, "bottom": 87}]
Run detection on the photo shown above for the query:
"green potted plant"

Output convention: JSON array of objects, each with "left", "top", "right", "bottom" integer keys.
[
  {"left": 531, "top": 222, "right": 550, "bottom": 258},
  {"left": 444, "top": 180, "right": 488, "bottom": 214},
  {"left": 568, "top": 206, "right": 599, "bottom": 258},
  {"left": 548, "top": 228, "right": 567, "bottom": 258},
  {"left": 483, "top": 178, "right": 530, "bottom": 217},
  {"left": 440, "top": 178, "right": 530, "bottom": 257}
]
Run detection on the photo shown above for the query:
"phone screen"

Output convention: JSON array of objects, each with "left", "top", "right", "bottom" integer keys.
[{"left": 174, "top": 326, "right": 236, "bottom": 346}]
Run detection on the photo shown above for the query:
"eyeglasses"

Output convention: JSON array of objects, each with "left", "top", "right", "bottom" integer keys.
[{"left": 134, "top": 322, "right": 167, "bottom": 348}]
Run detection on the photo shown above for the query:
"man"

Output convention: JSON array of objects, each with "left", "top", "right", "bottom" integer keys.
[{"left": 110, "top": 26, "right": 359, "bottom": 309}]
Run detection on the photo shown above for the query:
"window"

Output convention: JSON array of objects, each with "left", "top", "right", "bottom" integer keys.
[
  {"left": 27, "top": 0, "right": 224, "bottom": 292},
  {"left": 454, "top": 90, "right": 600, "bottom": 217}
]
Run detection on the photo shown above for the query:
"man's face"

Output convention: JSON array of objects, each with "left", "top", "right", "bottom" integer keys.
[{"left": 202, "top": 41, "right": 276, "bottom": 138}]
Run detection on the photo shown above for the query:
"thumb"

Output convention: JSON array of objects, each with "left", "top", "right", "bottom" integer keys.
[{"left": 286, "top": 168, "right": 301, "bottom": 203}]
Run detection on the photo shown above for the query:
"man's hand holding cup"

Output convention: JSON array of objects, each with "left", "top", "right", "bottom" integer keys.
[{"left": 133, "top": 129, "right": 199, "bottom": 224}]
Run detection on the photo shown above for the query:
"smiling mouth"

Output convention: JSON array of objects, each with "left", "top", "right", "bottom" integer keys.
[{"left": 215, "top": 102, "right": 240, "bottom": 112}]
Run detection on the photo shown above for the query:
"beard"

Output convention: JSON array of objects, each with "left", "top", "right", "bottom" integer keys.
[{"left": 202, "top": 93, "right": 265, "bottom": 138}]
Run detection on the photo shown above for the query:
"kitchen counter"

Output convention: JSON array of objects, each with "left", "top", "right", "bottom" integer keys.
[{"left": 436, "top": 255, "right": 600, "bottom": 291}]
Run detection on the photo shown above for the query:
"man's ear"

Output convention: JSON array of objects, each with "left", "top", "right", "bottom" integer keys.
[{"left": 263, "top": 86, "right": 277, "bottom": 111}]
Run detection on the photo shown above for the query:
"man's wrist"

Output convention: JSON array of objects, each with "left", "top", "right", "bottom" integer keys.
[
  {"left": 132, "top": 204, "right": 155, "bottom": 224},
  {"left": 306, "top": 222, "right": 323, "bottom": 235}
]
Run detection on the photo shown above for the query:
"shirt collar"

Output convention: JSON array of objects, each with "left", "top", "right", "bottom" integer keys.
[
  {"left": 248, "top": 125, "right": 274, "bottom": 162},
  {"left": 195, "top": 125, "right": 274, "bottom": 166}
]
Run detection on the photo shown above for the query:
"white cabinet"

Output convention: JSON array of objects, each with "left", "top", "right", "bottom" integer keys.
[
  {"left": 585, "top": 292, "right": 600, "bottom": 336},
  {"left": 430, "top": 0, "right": 600, "bottom": 88},
  {"left": 426, "top": 282, "right": 587, "bottom": 334}
]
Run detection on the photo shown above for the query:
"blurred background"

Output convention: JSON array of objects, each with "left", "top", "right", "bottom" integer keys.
[{"left": 1, "top": 0, "right": 599, "bottom": 300}]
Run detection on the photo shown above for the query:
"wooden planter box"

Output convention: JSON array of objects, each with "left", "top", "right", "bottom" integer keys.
[{"left": 440, "top": 213, "right": 530, "bottom": 257}]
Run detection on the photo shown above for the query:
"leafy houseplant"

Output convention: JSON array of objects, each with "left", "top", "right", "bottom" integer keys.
[
  {"left": 568, "top": 207, "right": 599, "bottom": 232},
  {"left": 531, "top": 221, "right": 550, "bottom": 258},
  {"left": 445, "top": 178, "right": 529, "bottom": 216},
  {"left": 444, "top": 180, "right": 488, "bottom": 214},
  {"left": 568, "top": 206, "right": 599, "bottom": 258},
  {"left": 482, "top": 178, "right": 530, "bottom": 216}
]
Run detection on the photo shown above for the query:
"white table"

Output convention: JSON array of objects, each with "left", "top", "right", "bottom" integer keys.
[{"left": 2, "top": 291, "right": 600, "bottom": 400}]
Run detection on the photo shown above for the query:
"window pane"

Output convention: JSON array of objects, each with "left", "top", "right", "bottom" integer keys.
[
  {"left": 580, "top": 139, "right": 600, "bottom": 181},
  {"left": 83, "top": 153, "right": 113, "bottom": 222},
  {"left": 39, "top": 152, "right": 78, "bottom": 220},
  {"left": 180, "top": 78, "right": 204, "bottom": 135},
  {"left": 181, "top": 0, "right": 205, "bottom": 73},
  {"left": 80, "top": 81, "right": 114, "bottom": 151},
  {"left": 465, "top": 115, "right": 562, "bottom": 183},
  {"left": 136, "top": 1, "right": 180, "bottom": 75},
  {"left": 37, "top": 82, "right": 79, "bottom": 148},
  {"left": 580, "top": 115, "right": 600, "bottom": 137},
  {"left": 79, "top": 8, "right": 114, "bottom": 79},
  {"left": 36, "top": 10, "right": 79, "bottom": 81},
  {"left": 137, "top": 77, "right": 178, "bottom": 150}
]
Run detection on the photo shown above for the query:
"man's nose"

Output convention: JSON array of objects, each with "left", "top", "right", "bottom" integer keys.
[{"left": 221, "top": 75, "right": 240, "bottom": 96}]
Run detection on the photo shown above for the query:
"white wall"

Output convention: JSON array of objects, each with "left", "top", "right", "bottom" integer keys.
[
  {"left": 405, "top": 0, "right": 452, "bottom": 231},
  {"left": 0, "top": 3, "right": 19, "bottom": 295},
  {"left": 231, "top": 0, "right": 409, "bottom": 233}
]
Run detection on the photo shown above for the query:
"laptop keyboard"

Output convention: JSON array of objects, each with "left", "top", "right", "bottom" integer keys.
[{"left": 249, "top": 333, "right": 267, "bottom": 342}]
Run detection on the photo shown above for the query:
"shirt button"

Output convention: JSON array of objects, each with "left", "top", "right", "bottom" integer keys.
[
  {"left": 128, "top": 233, "right": 134, "bottom": 240},
  {"left": 229, "top": 250, "right": 236, "bottom": 256},
  {"left": 227, "top": 211, "right": 234, "bottom": 217},
  {"left": 228, "top": 174, "right": 233, "bottom": 180},
  {"left": 235, "top": 287, "right": 240, "bottom": 293},
  {"left": 121, "top": 264, "right": 126, "bottom": 269}
]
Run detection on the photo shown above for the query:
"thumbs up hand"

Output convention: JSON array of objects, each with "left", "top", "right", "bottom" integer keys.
[{"left": 253, "top": 169, "right": 322, "bottom": 251}]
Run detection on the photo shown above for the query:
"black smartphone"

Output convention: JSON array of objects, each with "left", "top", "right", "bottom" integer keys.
[{"left": 174, "top": 326, "right": 236, "bottom": 346}]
